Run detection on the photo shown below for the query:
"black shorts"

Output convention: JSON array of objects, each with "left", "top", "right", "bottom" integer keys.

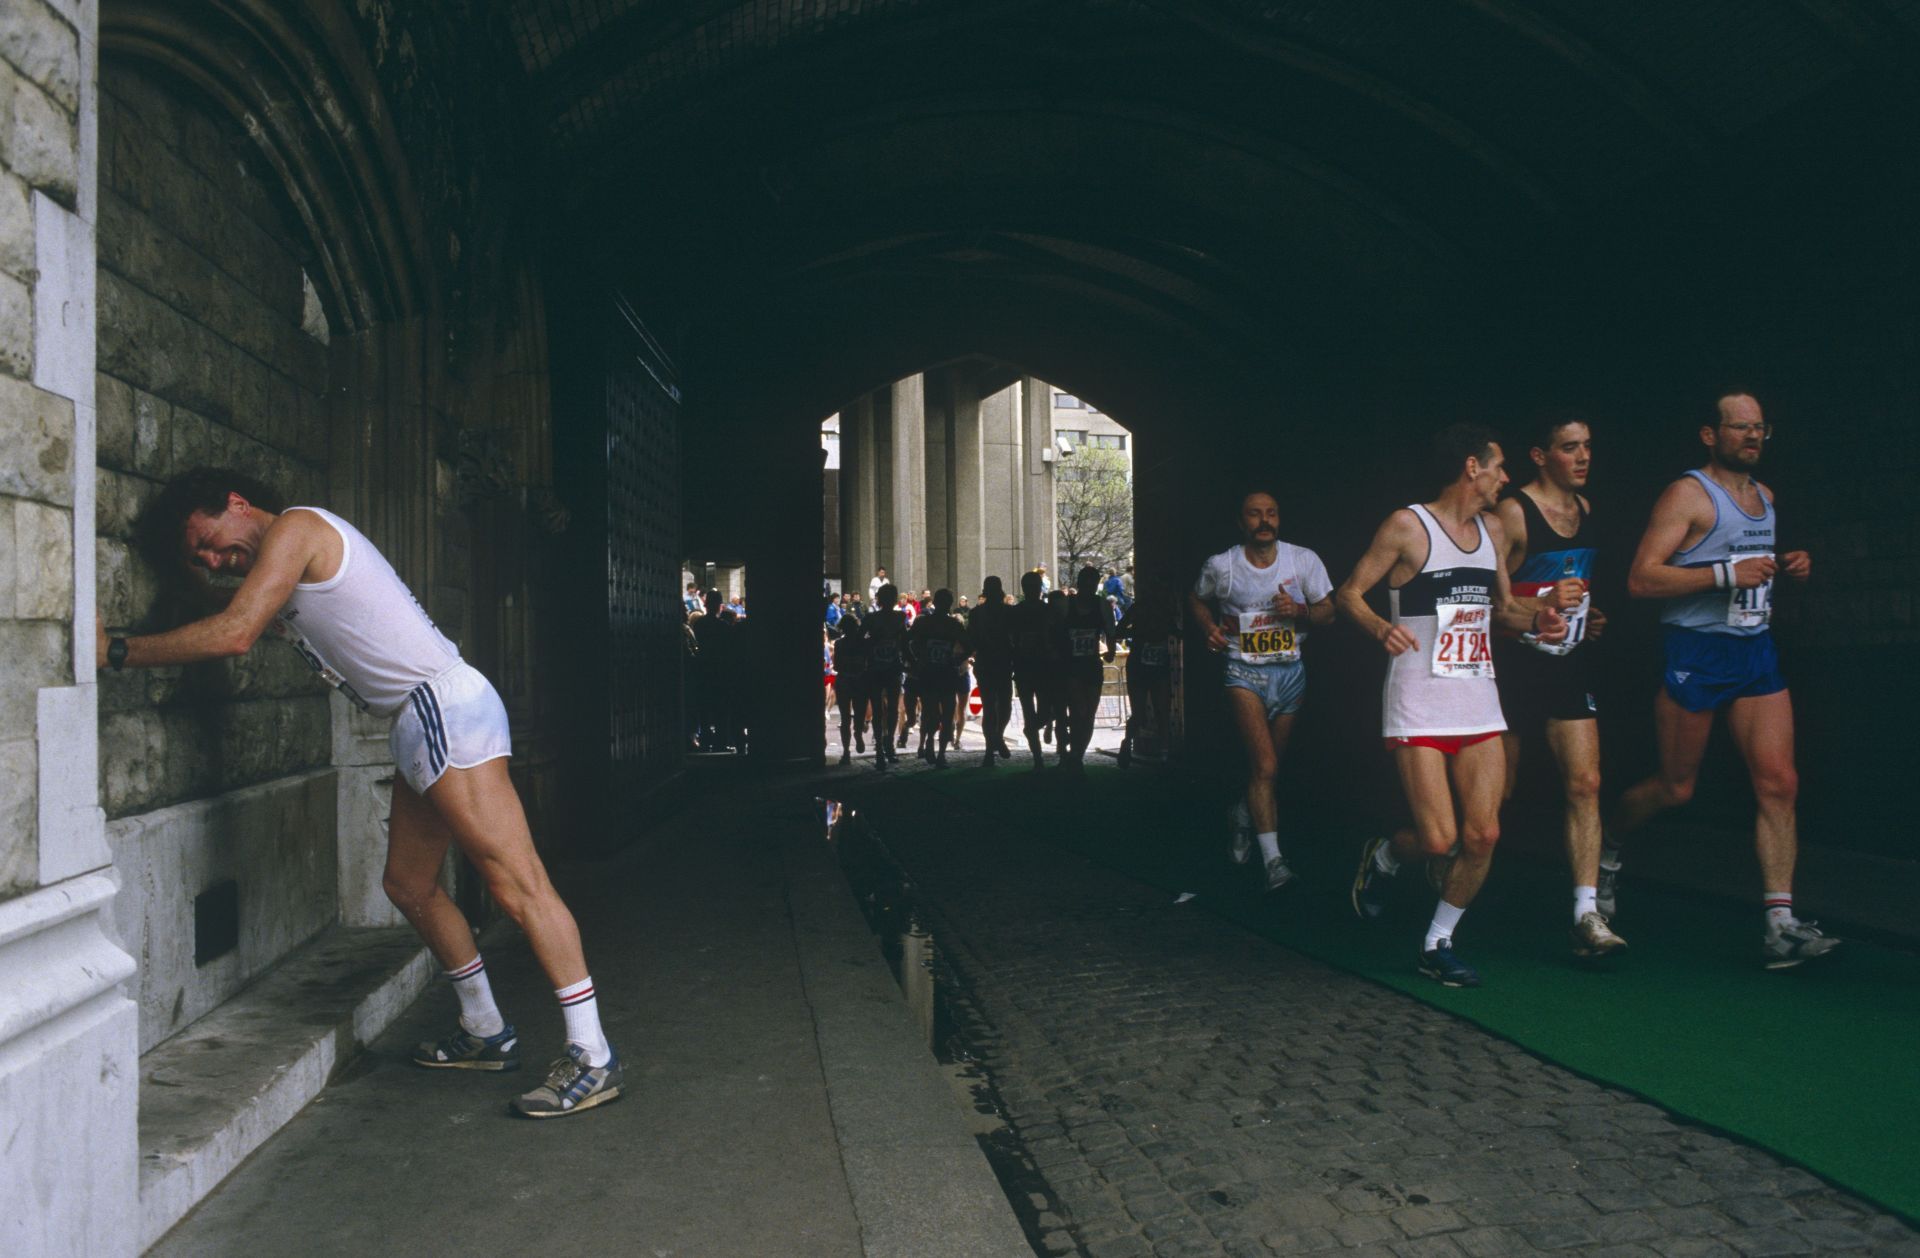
[{"left": 1496, "top": 643, "right": 1598, "bottom": 731}]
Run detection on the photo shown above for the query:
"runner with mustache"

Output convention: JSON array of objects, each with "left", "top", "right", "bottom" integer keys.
[
  {"left": 1605, "top": 391, "right": 1837, "bottom": 969},
  {"left": 1189, "top": 491, "right": 1335, "bottom": 892}
]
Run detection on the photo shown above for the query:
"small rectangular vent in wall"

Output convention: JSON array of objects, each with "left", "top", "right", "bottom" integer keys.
[{"left": 194, "top": 880, "right": 240, "bottom": 967}]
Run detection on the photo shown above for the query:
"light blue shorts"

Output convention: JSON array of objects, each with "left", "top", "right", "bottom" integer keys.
[{"left": 1224, "top": 658, "right": 1306, "bottom": 720}]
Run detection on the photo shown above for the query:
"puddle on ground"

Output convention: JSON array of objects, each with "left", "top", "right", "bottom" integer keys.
[{"left": 820, "top": 799, "right": 1084, "bottom": 1256}]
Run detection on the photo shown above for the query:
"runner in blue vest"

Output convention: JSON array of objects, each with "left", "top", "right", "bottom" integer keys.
[{"left": 1607, "top": 392, "right": 1836, "bottom": 969}]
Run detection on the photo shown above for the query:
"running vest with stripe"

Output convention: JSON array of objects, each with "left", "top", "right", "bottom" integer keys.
[
  {"left": 1508, "top": 491, "right": 1596, "bottom": 657},
  {"left": 1382, "top": 505, "right": 1506, "bottom": 739},
  {"left": 1661, "top": 470, "right": 1777, "bottom": 637},
  {"left": 271, "top": 507, "right": 461, "bottom": 718}
]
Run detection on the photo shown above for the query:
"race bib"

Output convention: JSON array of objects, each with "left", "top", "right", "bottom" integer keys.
[
  {"left": 1728, "top": 554, "right": 1773, "bottom": 629},
  {"left": 1432, "top": 602, "right": 1495, "bottom": 679},
  {"left": 1235, "top": 611, "right": 1299, "bottom": 664},
  {"left": 1524, "top": 591, "right": 1589, "bottom": 657},
  {"left": 1069, "top": 628, "right": 1101, "bottom": 658},
  {"left": 1135, "top": 642, "right": 1169, "bottom": 667}
]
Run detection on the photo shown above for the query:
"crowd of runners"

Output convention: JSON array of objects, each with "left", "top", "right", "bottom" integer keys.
[{"left": 829, "top": 391, "right": 1839, "bottom": 986}]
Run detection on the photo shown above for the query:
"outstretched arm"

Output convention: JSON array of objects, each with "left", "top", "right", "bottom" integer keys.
[{"left": 98, "top": 514, "right": 322, "bottom": 669}]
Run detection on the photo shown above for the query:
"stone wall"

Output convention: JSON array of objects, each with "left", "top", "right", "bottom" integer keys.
[{"left": 93, "top": 62, "right": 339, "bottom": 1049}]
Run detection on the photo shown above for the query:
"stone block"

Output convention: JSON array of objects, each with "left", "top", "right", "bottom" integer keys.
[
  {"left": 0, "top": 734, "right": 34, "bottom": 895},
  {"left": 95, "top": 532, "right": 159, "bottom": 626},
  {"left": 12, "top": 495, "right": 70, "bottom": 619},
  {"left": 1, "top": 62, "right": 78, "bottom": 204},
  {"left": 130, "top": 384, "right": 167, "bottom": 475},
  {"left": 0, "top": 615, "right": 67, "bottom": 729},
  {"left": 95, "top": 370, "right": 133, "bottom": 469},
  {"left": 336, "top": 763, "right": 403, "bottom": 927},
  {"left": 0, "top": 490, "right": 11, "bottom": 615},
  {"left": 0, "top": 168, "right": 30, "bottom": 280},
  {"left": 167, "top": 403, "right": 209, "bottom": 476},
  {"left": 0, "top": 266, "right": 29, "bottom": 378},
  {"left": 1, "top": 0, "right": 82, "bottom": 115},
  {"left": 104, "top": 769, "right": 339, "bottom": 1052},
  {"left": 0, "top": 370, "right": 72, "bottom": 502},
  {"left": 93, "top": 464, "right": 149, "bottom": 540}
]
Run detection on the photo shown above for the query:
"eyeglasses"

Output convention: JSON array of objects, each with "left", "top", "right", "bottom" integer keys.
[{"left": 1720, "top": 422, "right": 1773, "bottom": 439}]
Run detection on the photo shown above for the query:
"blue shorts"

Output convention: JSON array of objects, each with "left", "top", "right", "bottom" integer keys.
[
  {"left": 1662, "top": 627, "right": 1786, "bottom": 713},
  {"left": 1224, "top": 658, "right": 1306, "bottom": 720}
]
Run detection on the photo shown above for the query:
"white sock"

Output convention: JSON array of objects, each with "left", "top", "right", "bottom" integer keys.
[
  {"left": 1374, "top": 841, "right": 1402, "bottom": 875},
  {"left": 1763, "top": 892, "right": 1794, "bottom": 928},
  {"left": 556, "top": 976, "right": 613, "bottom": 1066},
  {"left": 1573, "top": 886, "right": 1598, "bottom": 921},
  {"left": 1257, "top": 832, "right": 1282, "bottom": 865},
  {"left": 446, "top": 954, "right": 505, "bottom": 1038},
  {"left": 1424, "top": 901, "right": 1466, "bottom": 952}
]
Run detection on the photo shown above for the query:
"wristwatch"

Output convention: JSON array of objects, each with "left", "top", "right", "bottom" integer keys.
[{"left": 108, "top": 637, "right": 129, "bottom": 670}]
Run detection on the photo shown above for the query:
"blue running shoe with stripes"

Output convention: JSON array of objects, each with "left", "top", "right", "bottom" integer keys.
[
  {"left": 514, "top": 1044, "right": 624, "bottom": 1118},
  {"left": 1417, "top": 942, "right": 1482, "bottom": 988},
  {"left": 413, "top": 1023, "right": 520, "bottom": 1071}
]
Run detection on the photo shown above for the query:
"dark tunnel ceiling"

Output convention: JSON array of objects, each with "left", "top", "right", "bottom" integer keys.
[{"left": 496, "top": 0, "right": 1920, "bottom": 415}]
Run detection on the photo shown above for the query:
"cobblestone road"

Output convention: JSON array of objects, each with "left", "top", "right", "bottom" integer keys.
[{"left": 846, "top": 765, "right": 1920, "bottom": 1258}]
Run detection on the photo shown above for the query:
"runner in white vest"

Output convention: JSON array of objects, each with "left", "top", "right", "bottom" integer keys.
[
  {"left": 1189, "top": 490, "right": 1334, "bottom": 892},
  {"left": 102, "top": 468, "right": 621, "bottom": 1118},
  {"left": 1335, "top": 426, "right": 1567, "bottom": 989}
]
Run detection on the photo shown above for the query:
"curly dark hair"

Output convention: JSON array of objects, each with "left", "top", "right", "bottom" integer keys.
[
  {"left": 1427, "top": 423, "right": 1500, "bottom": 493},
  {"left": 137, "top": 466, "right": 286, "bottom": 572}
]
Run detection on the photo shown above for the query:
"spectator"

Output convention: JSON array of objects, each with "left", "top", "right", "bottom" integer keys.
[
  {"left": 869, "top": 566, "right": 889, "bottom": 602},
  {"left": 683, "top": 582, "right": 704, "bottom": 615},
  {"left": 825, "top": 592, "right": 844, "bottom": 632}
]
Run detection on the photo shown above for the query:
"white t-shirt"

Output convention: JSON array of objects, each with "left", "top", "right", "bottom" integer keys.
[
  {"left": 1192, "top": 543, "right": 1333, "bottom": 664},
  {"left": 272, "top": 507, "right": 461, "bottom": 718}
]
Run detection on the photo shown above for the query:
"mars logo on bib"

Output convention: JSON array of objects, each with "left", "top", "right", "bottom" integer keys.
[{"left": 1432, "top": 603, "right": 1494, "bottom": 679}]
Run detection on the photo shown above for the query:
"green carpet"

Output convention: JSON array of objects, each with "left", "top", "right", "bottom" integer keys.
[{"left": 849, "top": 763, "right": 1920, "bottom": 1222}]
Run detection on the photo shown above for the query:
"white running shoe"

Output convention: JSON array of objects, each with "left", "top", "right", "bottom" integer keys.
[
  {"left": 1570, "top": 911, "right": 1628, "bottom": 958},
  {"left": 1263, "top": 855, "right": 1295, "bottom": 893}
]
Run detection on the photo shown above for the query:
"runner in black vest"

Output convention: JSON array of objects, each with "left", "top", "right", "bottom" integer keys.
[
  {"left": 968, "top": 576, "right": 1016, "bottom": 767},
  {"left": 858, "top": 584, "right": 909, "bottom": 770},
  {"left": 1010, "top": 571, "right": 1062, "bottom": 768},
  {"left": 1492, "top": 418, "right": 1623, "bottom": 960}
]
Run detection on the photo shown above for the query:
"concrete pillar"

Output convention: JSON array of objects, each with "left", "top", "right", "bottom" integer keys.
[
  {"left": 1020, "top": 378, "right": 1058, "bottom": 584},
  {"left": 0, "top": 4, "right": 141, "bottom": 1254},
  {"left": 979, "top": 381, "right": 1023, "bottom": 585},
  {"left": 742, "top": 414, "right": 826, "bottom": 766},
  {"left": 923, "top": 370, "right": 950, "bottom": 593},
  {"left": 890, "top": 374, "right": 928, "bottom": 594},
  {"left": 842, "top": 393, "right": 878, "bottom": 596},
  {"left": 949, "top": 373, "right": 986, "bottom": 599}
]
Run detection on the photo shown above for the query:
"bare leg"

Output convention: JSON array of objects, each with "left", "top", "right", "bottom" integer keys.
[
  {"left": 1439, "top": 738, "right": 1506, "bottom": 910},
  {"left": 383, "top": 780, "right": 474, "bottom": 969},
  {"left": 1499, "top": 732, "right": 1523, "bottom": 806},
  {"left": 1545, "top": 718, "right": 1603, "bottom": 887},
  {"left": 1392, "top": 746, "right": 1459, "bottom": 863},
  {"left": 1726, "top": 689, "right": 1799, "bottom": 893},
  {"left": 420, "top": 760, "right": 588, "bottom": 990},
  {"left": 1611, "top": 689, "right": 1714, "bottom": 837},
  {"left": 1227, "top": 689, "right": 1279, "bottom": 832}
]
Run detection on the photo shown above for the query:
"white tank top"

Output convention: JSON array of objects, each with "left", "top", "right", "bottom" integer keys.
[
  {"left": 271, "top": 507, "right": 461, "bottom": 717},
  {"left": 1382, "top": 505, "right": 1507, "bottom": 739},
  {"left": 1193, "top": 542, "right": 1333, "bottom": 664}
]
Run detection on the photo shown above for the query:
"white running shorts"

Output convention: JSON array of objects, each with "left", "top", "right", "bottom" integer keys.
[{"left": 390, "top": 662, "right": 512, "bottom": 794}]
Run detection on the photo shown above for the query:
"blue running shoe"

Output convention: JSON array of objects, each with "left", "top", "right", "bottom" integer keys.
[
  {"left": 413, "top": 1023, "right": 520, "bottom": 1071},
  {"left": 514, "top": 1044, "right": 624, "bottom": 1118},
  {"left": 1417, "top": 942, "right": 1482, "bottom": 988},
  {"left": 1351, "top": 836, "right": 1396, "bottom": 921}
]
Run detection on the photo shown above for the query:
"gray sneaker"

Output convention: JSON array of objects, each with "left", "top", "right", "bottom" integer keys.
[
  {"left": 412, "top": 1023, "right": 520, "bottom": 1071},
  {"left": 514, "top": 1044, "right": 624, "bottom": 1118},
  {"left": 1228, "top": 801, "right": 1253, "bottom": 865},
  {"left": 1596, "top": 856, "right": 1621, "bottom": 918},
  {"left": 1570, "top": 911, "right": 1628, "bottom": 959},
  {"left": 1262, "top": 855, "right": 1295, "bottom": 893},
  {"left": 1762, "top": 920, "right": 1841, "bottom": 971}
]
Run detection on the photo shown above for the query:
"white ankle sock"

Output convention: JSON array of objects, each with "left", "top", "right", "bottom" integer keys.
[
  {"left": 1374, "top": 841, "right": 1402, "bottom": 875},
  {"left": 1763, "top": 892, "right": 1794, "bottom": 928},
  {"left": 1257, "top": 832, "right": 1282, "bottom": 864},
  {"left": 446, "top": 954, "right": 504, "bottom": 1038},
  {"left": 1424, "top": 901, "right": 1465, "bottom": 952},
  {"left": 1573, "top": 886, "right": 1598, "bottom": 921},
  {"left": 556, "top": 976, "right": 612, "bottom": 1066}
]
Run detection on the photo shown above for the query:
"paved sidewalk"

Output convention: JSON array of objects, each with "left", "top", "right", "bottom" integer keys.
[
  {"left": 151, "top": 773, "right": 1028, "bottom": 1258},
  {"left": 840, "top": 758, "right": 1920, "bottom": 1258}
]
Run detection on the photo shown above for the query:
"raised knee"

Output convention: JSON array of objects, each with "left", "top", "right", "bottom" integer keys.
[
  {"left": 1660, "top": 776, "right": 1697, "bottom": 808},
  {"left": 1566, "top": 768, "right": 1602, "bottom": 802},
  {"left": 382, "top": 870, "right": 436, "bottom": 912},
  {"left": 1415, "top": 828, "right": 1456, "bottom": 859},
  {"left": 1461, "top": 822, "right": 1500, "bottom": 856}
]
